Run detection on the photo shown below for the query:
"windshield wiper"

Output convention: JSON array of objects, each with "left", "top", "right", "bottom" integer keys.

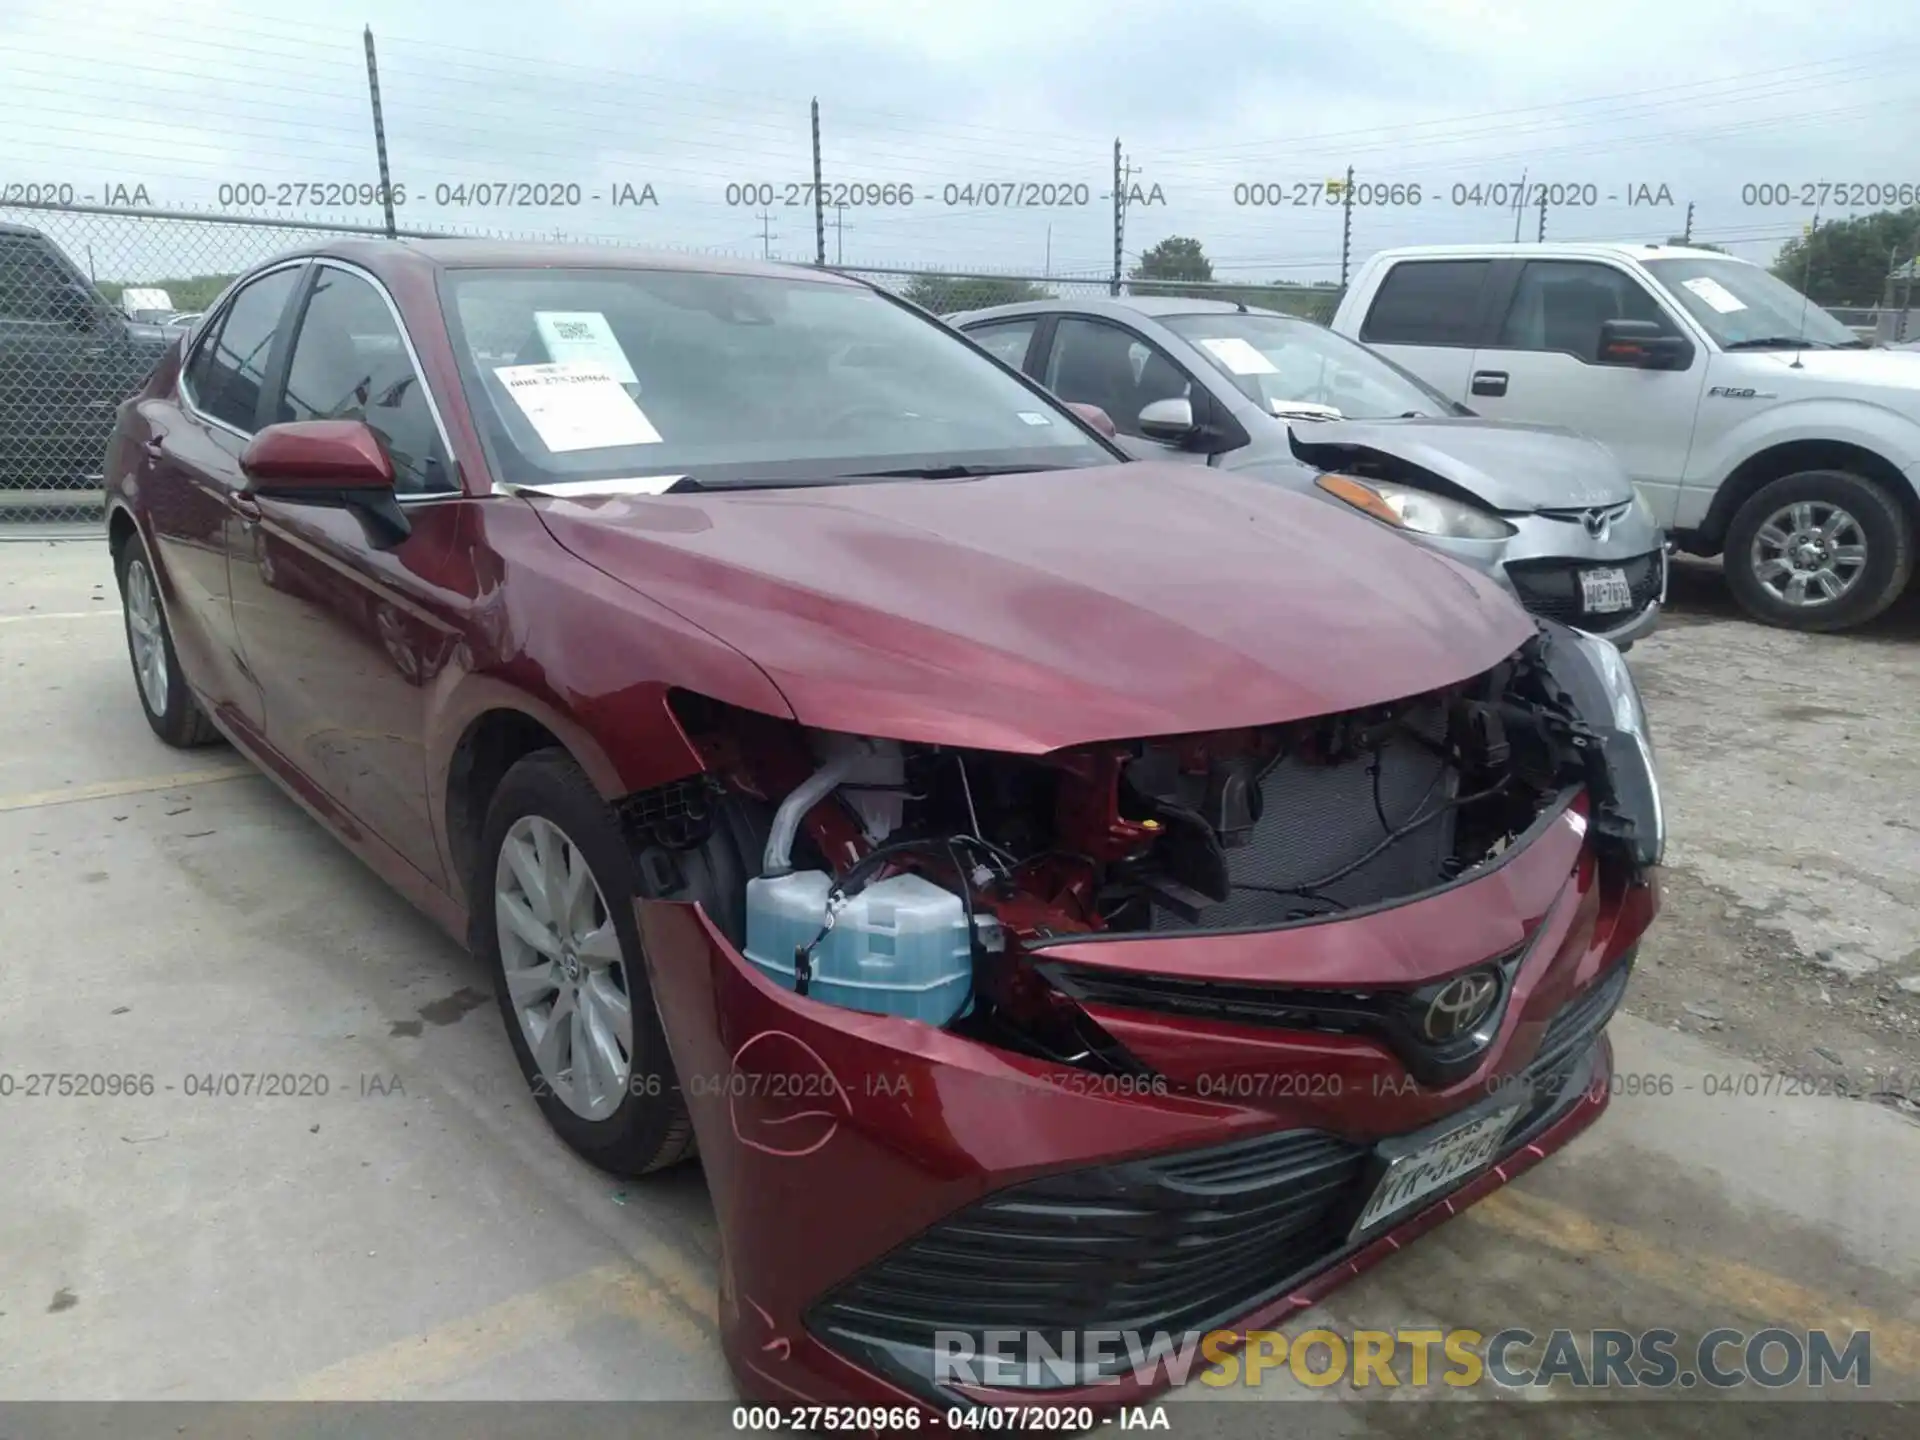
[
  {"left": 1721, "top": 336, "right": 1833, "bottom": 351},
  {"left": 841, "top": 463, "right": 1051, "bottom": 479}
]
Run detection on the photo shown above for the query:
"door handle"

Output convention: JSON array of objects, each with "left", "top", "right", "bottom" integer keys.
[
  {"left": 1470, "top": 370, "right": 1509, "bottom": 397},
  {"left": 141, "top": 439, "right": 166, "bottom": 462},
  {"left": 231, "top": 493, "right": 262, "bottom": 525}
]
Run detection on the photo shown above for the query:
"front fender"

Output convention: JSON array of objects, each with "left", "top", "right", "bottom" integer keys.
[{"left": 1688, "top": 395, "right": 1920, "bottom": 501}]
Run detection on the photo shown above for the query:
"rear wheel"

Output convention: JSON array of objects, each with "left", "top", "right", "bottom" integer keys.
[
  {"left": 474, "top": 749, "right": 695, "bottom": 1176},
  {"left": 1723, "top": 470, "right": 1912, "bottom": 631},
  {"left": 115, "top": 531, "right": 221, "bottom": 747}
]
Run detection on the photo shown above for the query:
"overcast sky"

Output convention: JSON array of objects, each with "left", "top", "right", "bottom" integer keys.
[{"left": 4, "top": 0, "right": 1919, "bottom": 284}]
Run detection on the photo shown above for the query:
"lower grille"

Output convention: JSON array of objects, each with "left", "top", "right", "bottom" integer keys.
[
  {"left": 1510, "top": 955, "right": 1633, "bottom": 1143},
  {"left": 813, "top": 959, "right": 1632, "bottom": 1386},
  {"left": 1506, "top": 549, "right": 1663, "bottom": 626}
]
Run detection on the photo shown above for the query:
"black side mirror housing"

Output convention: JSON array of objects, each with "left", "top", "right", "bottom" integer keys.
[{"left": 1599, "top": 318, "right": 1692, "bottom": 370}]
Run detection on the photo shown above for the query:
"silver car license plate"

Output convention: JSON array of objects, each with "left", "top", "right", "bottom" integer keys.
[
  {"left": 1580, "top": 566, "right": 1633, "bottom": 614},
  {"left": 1352, "top": 1102, "right": 1522, "bottom": 1234}
]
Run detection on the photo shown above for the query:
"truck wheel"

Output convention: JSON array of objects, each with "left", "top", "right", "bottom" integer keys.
[
  {"left": 474, "top": 749, "right": 696, "bottom": 1177},
  {"left": 1723, "top": 470, "right": 1913, "bottom": 632},
  {"left": 115, "top": 531, "right": 222, "bottom": 748}
]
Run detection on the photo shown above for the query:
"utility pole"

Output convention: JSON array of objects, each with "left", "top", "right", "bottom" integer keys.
[
  {"left": 1111, "top": 138, "right": 1124, "bottom": 296},
  {"left": 1511, "top": 167, "right": 1528, "bottom": 244},
  {"left": 757, "top": 207, "right": 777, "bottom": 260},
  {"left": 1340, "top": 165, "right": 1354, "bottom": 289},
  {"left": 1537, "top": 190, "right": 1547, "bottom": 243},
  {"left": 1901, "top": 218, "right": 1920, "bottom": 343},
  {"left": 810, "top": 98, "right": 826, "bottom": 266},
  {"left": 362, "top": 26, "right": 397, "bottom": 238},
  {"left": 1045, "top": 223, "right": 1052, "bottom": 278},
  {"left": 1683, "top": 201, "right": 1695, "bottom": 243}
]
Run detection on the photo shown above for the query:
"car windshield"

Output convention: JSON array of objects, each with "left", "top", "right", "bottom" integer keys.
[
  {"left": 1642, "top": 256, "right": 1860, "bottom": 350},
  {"left": 1162, "top": 311, "right": 1459, "bottom": 420},
  {"left": 438, "top": 266, "right": 1117, "bottom": 488}
]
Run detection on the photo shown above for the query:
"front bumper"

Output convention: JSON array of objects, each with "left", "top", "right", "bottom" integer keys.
[{"left": 635, "top": 796, "right": 1657, "bottom": 1415}]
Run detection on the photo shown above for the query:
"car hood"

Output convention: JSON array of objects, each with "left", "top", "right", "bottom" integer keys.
[
  {"left": 1742, "top": 346, "right": 1920, "bottom": 390},
  {"left": 529, "top": 463, "right": 1534, "bottom": 752},
  {"left": 1284, "top": 415, "right": 1636, "bottom": 512}
]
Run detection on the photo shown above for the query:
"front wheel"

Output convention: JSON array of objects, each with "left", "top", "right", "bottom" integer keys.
[
  {"left": 474, "top": 749, "right": 695, "bottom": 1176},
  {"left": 1723, "top": 470, "right": 1913, "bottom": 632}
]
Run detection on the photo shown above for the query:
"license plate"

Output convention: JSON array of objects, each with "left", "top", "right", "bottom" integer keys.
[
  {"left": 1352, "top": 1102, "right": 1522, "bottom": 1235},
  {"left": 1580, "top": 566, "right": 1633, "bottom": 614}
]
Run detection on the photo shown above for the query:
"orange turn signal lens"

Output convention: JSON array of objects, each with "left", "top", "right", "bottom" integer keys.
[{"left": 1315, "top": 473, "right": 1404, "bottom": 528}]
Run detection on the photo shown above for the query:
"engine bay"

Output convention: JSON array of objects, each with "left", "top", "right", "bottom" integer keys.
[{"left": 642, "top": 625, "right": 1650, "bottom": 1071}]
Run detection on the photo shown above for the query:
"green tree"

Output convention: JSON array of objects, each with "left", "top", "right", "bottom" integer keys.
[
  {"left": 1131, "top": 236, "right": 1213, "bottom": 284},
  {"left": 900, "top": 274, "right": 1051, "bottom": 315},
  {"left": 1770, "top": 207, "right": 1920, "bottom": 307}
]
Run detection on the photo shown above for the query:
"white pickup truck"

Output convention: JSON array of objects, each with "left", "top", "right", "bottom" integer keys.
[{"left": 1331, "top": 243, "right": 1920, "bottom": 631}]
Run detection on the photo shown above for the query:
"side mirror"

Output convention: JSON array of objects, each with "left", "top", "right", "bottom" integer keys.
[
  {"left": 1599, "top": 319, "right": 1692, "bottom": 370},
  {"left": 1065, "top": 402, "right": 1117, "bottom": 438},
  {"left": 1136, "top": 395, "right": 1199, "bottom": 445},
  {"left": 241, "top": 420, "right": 410, "bottom": 547}
]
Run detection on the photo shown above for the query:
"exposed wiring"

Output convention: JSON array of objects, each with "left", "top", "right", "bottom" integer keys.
[{"left": 955, "top": 753, "right": 983, "bottom": 841}]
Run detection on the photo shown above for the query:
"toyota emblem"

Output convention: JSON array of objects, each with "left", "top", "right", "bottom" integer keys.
[{"left": 1421, "top": 971, "right": 1500, "bottom": 1042}]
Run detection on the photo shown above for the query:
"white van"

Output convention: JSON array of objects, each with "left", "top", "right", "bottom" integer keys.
[{"left": 1331, "top": 243, "right": 1920, "bottom": 631}]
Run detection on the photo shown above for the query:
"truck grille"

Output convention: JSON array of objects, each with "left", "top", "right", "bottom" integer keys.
[{"left": 1505, "top": 550, "right": 1663, "bottom": 626}]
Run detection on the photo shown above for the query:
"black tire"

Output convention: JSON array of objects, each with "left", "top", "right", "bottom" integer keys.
[
  {"left": 113, "top": 530, "right": 222, "bottom": 748},
  {"left": 474, "top": 748, "right": 696, "bottom": 1177},
  {"left": 1723, "top": 470, "right": 1914, "bottom": 632}
]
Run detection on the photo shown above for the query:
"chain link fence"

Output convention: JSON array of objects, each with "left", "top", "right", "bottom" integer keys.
[{"left": 0, "top": 201, "right": 1344, "bottom": 526}]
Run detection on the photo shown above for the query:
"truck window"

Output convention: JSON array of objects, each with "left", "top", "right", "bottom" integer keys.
[
  {"left": 1359, "top": 260, "right": 1491, "bottom": 347},
  {"left": 1495, "top": 260, "right": 1678, "bottom": 363},
  {"left": 0, "top": 236, "right": 85, "bottom": 324}
]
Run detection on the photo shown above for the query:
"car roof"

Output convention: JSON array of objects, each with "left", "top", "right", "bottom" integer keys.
[
  {"left": 295, "top": 237, "right": 868, "bottom": 286},
  {"left": 949, "top": 294, "right": 1295, "bottom": 326},
  {"left": 1362, "top": 241, "right": 1747, "bottom": 265}
]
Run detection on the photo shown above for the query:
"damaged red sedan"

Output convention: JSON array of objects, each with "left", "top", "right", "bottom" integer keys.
[{"left": 103, "top": 241, "right": 1662, "bottom": 1414}]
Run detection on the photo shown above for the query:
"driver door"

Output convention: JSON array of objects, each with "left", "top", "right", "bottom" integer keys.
[{"left": 1037, "top": 317, "right": 1212, "bottom": 465}]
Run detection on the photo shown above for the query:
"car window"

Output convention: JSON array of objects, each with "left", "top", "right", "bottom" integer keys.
[
  {"left": 1642, "top": 256, "right": 1859, "bottom": 350},
  {"left": 1163, "top": 312, "right": 1456, "bottom": 420},
  {"left": 276, "top": 266, "right": 452, "bottom": 495},
  {"left": 437, "top": 268, "right": 1117, "bottom": 488},
  {"left": 1042, "top": 317, "right": 1191, "bottom": 438},
  {"left": 0, "top": 237, "right": 85, "bottom": 324},
  {"left": 1360, "top": 260, "right": 1492, "bottom": 347},
  {"left": 185, "top": 266, "right": 301, "bottom": 432},
  {"left": 965, "top": 318, "right": 1039, "bottom": 370},
  {"left": 1494, "top": 260, "right": 1678, "bottom": 362}
]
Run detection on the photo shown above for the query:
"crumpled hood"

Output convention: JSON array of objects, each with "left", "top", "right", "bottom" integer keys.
[
  {"left": 530, "top": 463, "right": 1535, "bottom": 752},
  {"left": 1286, "top": 415, "right": 1637, "bottom": 512}
]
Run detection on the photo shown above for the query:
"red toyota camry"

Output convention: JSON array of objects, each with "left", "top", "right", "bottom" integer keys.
[{"left": 103, "top": 240, "right": 1661, "bottom": 1414}]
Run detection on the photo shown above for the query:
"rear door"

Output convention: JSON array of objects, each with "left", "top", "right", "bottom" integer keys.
[
  {"left": 1467, "top": 258, "right": 1705, "bottom": 521},
  {"left": 1354, "top": 257, "right": 1496, "bottom": 400},
  {"left": 144, "top": 261, "right": 308, "bottom": 734}
]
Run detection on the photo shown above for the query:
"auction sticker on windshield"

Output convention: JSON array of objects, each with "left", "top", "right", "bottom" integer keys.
[
  {"left": 534, "top": 311, "right": 640, "bottom": 384},
  {"left": 1680, "top": 276, "right": 1747, "bottom": 314},
  {"left": 1199, "top": 336, "right": 1279, "bottom": 374},
  {"left": 495, "top": 362, "right": 663, "bottom": 452}
]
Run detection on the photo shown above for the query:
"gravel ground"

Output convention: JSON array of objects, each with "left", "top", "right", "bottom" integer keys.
[{"left": 1623, "top": 557, "right": 1920, "bottom": 1120}]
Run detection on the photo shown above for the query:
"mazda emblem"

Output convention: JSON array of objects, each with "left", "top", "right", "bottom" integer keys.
[
  {"left": 1582, "top": 508, "right": 1610, "bottom": 540},
  {"left": 1422, "top": 971, "right": 1500, "bottom": 1042}
]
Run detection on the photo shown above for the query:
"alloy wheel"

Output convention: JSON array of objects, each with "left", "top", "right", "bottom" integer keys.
[
  {"left": 494, "top": 814, "right": 633, "bottom": 1121},
  {"left": 1750, "top": 500, "right": 1868, "bottom": 608},
  {"left": 124, "top": 557, "right": 169, "bottom": 716}
]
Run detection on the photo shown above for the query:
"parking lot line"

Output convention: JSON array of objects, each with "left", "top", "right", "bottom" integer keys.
[
  {"left": 1467, "top": 1187, "right": 1919, "bottom": 1370},
  {"left": 285, "top": 1247, "right": 718, "bottom": 1400},
  {"left": 0, "top": 764, "right": 259, "bottom": 813}
]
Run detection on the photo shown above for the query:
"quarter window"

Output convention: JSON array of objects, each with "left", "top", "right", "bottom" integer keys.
[{"left": 965, "top": 318, "right": 1039, "bottom": 370}]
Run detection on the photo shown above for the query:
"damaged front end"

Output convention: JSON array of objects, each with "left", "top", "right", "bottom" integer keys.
[{"left": 630, "top": 621, "right": 1661, "bottom": 1412}]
